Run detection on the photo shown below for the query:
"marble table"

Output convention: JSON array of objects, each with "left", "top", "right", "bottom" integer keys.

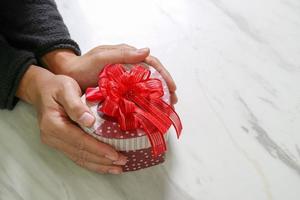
[{"left": 1, "top": 0, "right": 300, "bottom": 199}]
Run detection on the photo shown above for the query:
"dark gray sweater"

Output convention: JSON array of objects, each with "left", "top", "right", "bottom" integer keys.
[{"left": 0, "top": 0, "right": 81, "bottom": 109}]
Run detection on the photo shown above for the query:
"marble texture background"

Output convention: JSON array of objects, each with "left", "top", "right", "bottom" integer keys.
[{"left": 1, "top": 0, "right": 300, "bottom": 199}]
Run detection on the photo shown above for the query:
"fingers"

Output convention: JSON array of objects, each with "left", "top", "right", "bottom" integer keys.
[
  {"left": 45, "top": 135, "right": 111, "bottom": 164},
  {"left": 92, "top": 47, "right": 150, "bottom": 65},
  {"left": 88, "top": 44, "right": 137, "bottom": 54},
  {"left": 48, "top": 117, "right": 126, "bottom": 163},
  {"left": 145, "top": 55, "right": 177, "bottom": 93},
  {"left": 90, "top": 48, "right": 178, "bottom": 105},
  {"left": 61, "top": 136, "right": 125, "bottom": 174},
  {"left": 86, "top": 44, "right": 177, "bottom": 95},
  {"left": 62, "top": 144, "right": 123, "bottom": 174},
  {"left": 69, "top": 157, "right": 123, "bottom": 174},
  {"left": 145, "top": 55, "right": 178, "bottom": 105},
  {"left": 41, "top": 127, "right": 126, "bottom": 174},
  {"left": 44, "top": 135, "right": 125, "bottom": 174},
  {"left": 170, "top": 92, "right": 178, "bottom": 104},
  {"left": 81, "top": 162, "right": 123, "bottom": 174},
  {"left": 55, "top": 77, "right": 95, "bottom": 127}
]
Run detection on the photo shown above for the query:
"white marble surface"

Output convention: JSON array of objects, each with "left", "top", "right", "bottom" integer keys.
[{"left": 1, "top": 0, "right": 300, "bottom": 199}]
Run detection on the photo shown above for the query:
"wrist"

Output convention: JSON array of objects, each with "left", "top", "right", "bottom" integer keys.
[
  {"left": 16, "top": 65, "right": 55, "bottom": 106},
  {"left": 42, "top": 49, "right": 78, "bottom": 75}
]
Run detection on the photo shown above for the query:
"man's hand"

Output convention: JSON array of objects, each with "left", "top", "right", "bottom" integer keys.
[
  {"left": 42, "top": 44, "right": 178, "bottom": 104},
  {"left": 17, "top": 65, "right": 127, "bottom": 174}
]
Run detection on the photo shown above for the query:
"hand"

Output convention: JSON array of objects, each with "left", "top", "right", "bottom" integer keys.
[
  {"left": 16, "top": 65, "right": 127, "bottom": 174},
  {"left": 42, "top": 44, "right": 178, "bottom": 104}
]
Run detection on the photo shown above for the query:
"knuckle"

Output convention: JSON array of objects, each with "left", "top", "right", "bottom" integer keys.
[
  {"left": 68, "top": 153, "right": 77, "bottom": 162},
  {"left": 38, "top": 114, "right": 63, "bottom": 143},
  {"left": 120, "top": 48, "right": 126, "bottom": 62},
  {"left": 75, "top": 149, "right": 88, "bottom": 167},
  {"left": 39, "top": 114, "right": 50, "bottom": 133},
  {"left": 93, "top": 52, "right": 105, "bottom": 63},
  {"left": 57, "top": 76, "right": 80, "bottom": 96},
  {"left": 118, "top": 43, "right": 128, "bottom": 48},
  {"left": 74, "top": 157, "right": 86, "bottom": 167},
  {"left": 73, "top": 145, "right": 87, "bottom": 167},
  {"left": 77, "top": 149, "right": 88, "bottom": 161},
  {"left": 92, "top": 45, "right": 110, "bottom": 54},
  {"left": 94, "top": 45, "right": 105, "bottom": 52},
  {"left": 40, "top": 132, "right": 48, "bottom": 145},
  {"left": 146, "top": 56, "right": 156, "bottom": 65},
  {"left": 68, "top": 101, "right": 83, "bottom": 113},
  {"left": 61, "top": 76, "right": 77, "bottom": 89},
  {"left": 151, "top": 56, "right": 159, "bottom": 62},
  {"left": 76, "top": 136, "right": 87, "bottom": 152}
]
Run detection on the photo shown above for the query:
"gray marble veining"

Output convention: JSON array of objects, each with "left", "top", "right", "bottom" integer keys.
[{"left": 1, "top": 0, "right": 300, "bottom": 199}]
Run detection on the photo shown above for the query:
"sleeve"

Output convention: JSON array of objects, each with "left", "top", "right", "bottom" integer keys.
[
  {"left": 0, "top": 35, "right": 37, "bottom": 110},
  {"left": 0, "top": 0, "right": 81, "bottom": 62}
]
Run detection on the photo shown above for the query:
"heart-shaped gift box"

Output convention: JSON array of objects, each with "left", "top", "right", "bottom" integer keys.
[{"left": 80, "top": 63, "right": 182, "bottom": 172}]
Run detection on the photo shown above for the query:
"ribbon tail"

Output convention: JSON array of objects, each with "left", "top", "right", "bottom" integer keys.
[
  {"left": 135, "top": 105, "right": 170, "bottom": 134},
  {"left": 151, "top": 99, "right": 183, "bottom": 138},
  {"left": 136, "top": 112, "right": 166, "bottom": 156},
  {"left": 132, "top": 96, "right": 182, "bottom": 137}
]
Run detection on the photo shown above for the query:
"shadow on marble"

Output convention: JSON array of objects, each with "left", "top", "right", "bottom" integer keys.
[{"left": 0, "top": 102, "right": 191, "bottom": 200}]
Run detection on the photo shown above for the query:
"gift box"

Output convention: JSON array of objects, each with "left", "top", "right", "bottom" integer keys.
[{"left": 80, "top": 63, "right": 182, "bottom": 172}]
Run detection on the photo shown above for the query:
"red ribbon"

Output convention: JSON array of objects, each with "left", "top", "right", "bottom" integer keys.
[{"left": 85, "top": 64, "right": 182, "bottom": 156}]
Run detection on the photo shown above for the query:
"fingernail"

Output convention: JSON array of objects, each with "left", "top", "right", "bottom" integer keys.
[
  {"left": 137, "top": 48, "right": 149, "bottom": 54},
  {"left": 105, "top": 154, "right": 119, "bottom": 161},
  {"left": 108, "top": 168, "right": 122, "bottom": 175},
  {"left": 78, "top": 112, "right": 94, "bottom": 127},
  {"left": 113, "top": 156, "right": 127, "bottom": 165}
]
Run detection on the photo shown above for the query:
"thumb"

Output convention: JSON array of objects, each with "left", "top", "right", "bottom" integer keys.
[
  {"left": 57, "top": 79, "right": 95, "bottom": 127},
  {"left": 93, "top": 47, "right": 150, "bottom": 65}
]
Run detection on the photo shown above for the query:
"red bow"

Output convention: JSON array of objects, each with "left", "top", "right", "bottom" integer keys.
[{"left": 85, "top": 64, "right": 182, "bottom": 156}]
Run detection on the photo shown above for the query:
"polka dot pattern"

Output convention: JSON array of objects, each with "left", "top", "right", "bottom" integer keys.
[
  {"left": 95, "top": 118, "right": 143, "bottom": 139},
  {"left": 120, "top": 147, "right": 166, "bottom": 172}
]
